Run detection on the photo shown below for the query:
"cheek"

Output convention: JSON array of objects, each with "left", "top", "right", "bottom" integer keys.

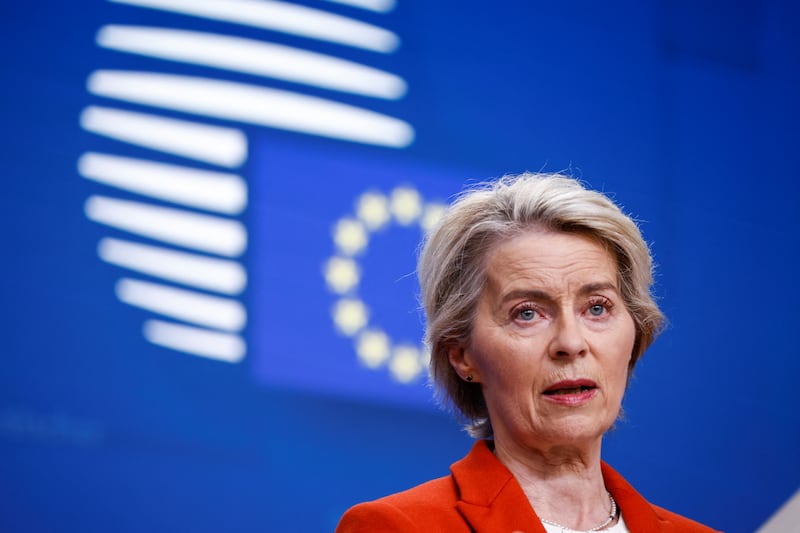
[
  {"left": 612, "top": 362, "right": 630, "bottom": 396},
  {"left": 470, "top": 341, "right": 532, "bottom": 393},
  {"left": 605, "top": 321, "right": 636, "bottom": 393},
  {"left": 616, "top": 314, "right": 637, "bottom": 361}
]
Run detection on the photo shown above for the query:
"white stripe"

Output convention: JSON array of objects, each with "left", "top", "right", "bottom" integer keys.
[
  {"left": 80, "top": 105, "right": 247, "bottom": 167},
  {"left": 143, "top": 320, "right": 245, "bottom": 362},
  {"left": 98, "top": 237, "right": 247, "bottom": 295},
  {"left": 97, "top": 25, "right": 406, "bottom": 100},
  {"left": 109, "top": 0, "right": 399, "bottom": 53},
  {"left": 88, "top": 70, "right": 415, "bottom": 148},
  {"left": 84, "top": 195, "right": 247, "bottom": 257},
  {"left": 116, "top": 278, "right": 246, "bottom": 331},
  {"left": 757, "top": 487, "right": 800, "bottom": 533},
  {"left": 324, "top": 0, "right": 396, "bottom": 13},
  {"left": 79, "top": 152, "right": 247, "bottom": 215}
]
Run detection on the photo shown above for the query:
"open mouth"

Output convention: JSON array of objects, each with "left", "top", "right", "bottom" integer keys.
[{"left": 543, "top": 385, "right": 595, "bottom": 396}]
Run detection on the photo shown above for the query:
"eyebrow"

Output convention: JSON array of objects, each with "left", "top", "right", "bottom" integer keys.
[
  {"left": 500, "top": 282, "right": 620, "bottom": 304},
  {"left": 577, "top": 282, "right": 620, "bottom": 296}
]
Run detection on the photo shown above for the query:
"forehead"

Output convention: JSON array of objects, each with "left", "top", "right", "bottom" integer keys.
[{"left": 483, "top": 230, "right": 619, "bottom": 291}]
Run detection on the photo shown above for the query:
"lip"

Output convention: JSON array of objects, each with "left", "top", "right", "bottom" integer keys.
[{"left": 542, "top": 379, "right": 598, "bottom": 406}]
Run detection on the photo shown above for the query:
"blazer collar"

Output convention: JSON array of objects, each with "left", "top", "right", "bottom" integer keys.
[
  {"left": 451, "top": 440, "right": 668, "bottom": 533},
  {"left": 600, "top": 461, "right": 666, "bottom": 531},
  {"left": 451, "top": 440, "right": 547, "bottom": 533}
]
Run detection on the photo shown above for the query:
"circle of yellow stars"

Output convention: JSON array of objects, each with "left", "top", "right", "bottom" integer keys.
[{"left": 324, "top": 186, "right": 446, "bottom": 383}]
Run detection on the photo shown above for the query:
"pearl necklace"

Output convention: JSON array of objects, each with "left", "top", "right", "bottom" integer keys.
[{"left": 540, "top": 492, "right": 618, "bottom": 532}]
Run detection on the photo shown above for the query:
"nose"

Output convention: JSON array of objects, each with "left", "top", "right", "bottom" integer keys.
[{"left": 549, "top": 313, "right": 588, "bottom": 359}]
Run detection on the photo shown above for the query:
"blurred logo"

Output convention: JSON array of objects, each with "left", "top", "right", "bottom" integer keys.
[
  {"left": 324, "top": 185, "right": 445, "bottom": 383},
  {"left": 77, "top": 0, "right": 412, "bottom": 363}
]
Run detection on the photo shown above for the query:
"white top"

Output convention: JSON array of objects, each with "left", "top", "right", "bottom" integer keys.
[{"left": 541, "top": 513, "right": 630, "bottom": 533}]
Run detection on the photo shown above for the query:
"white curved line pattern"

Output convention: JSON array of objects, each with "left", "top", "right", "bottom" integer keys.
[
  {"left": 324, "top": 0, "right": 396, "bottom": 13},
  {"left": 97, "top": 25, "right": 407, "bottom": 100},
  {"left": 116, "top": 278, "right": 246, "bottom": 331},
  {"left": 79, "top": 152, "right": 247, "bottom": 215},
  {"left": 98, "top": 237, "right": 247, "bottom": 295},
  {"left": 84, "top": 195, "right": 247, "bottom": 257},
  {"left": 109, "top": 0, "right": 400, "bottom": 52},
  {"left": 88, "top": 70, "right": 415, "bottom": 148},
  {"left": 82, "top": 0, "right": 412, "bottom": 364},
  {"left": 80, "top": 106, "right": 247, "bottom": 167},
  {"left": 143, "top": 320, "right": 246, "bottom": 363}
]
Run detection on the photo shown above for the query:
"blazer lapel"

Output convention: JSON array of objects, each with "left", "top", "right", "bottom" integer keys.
[
  {"left": 601, "top": 461, "right": 667, "bottom": 532},
  {"left": 452, "top": 441, "right": 548, "bottom": 533},
  {"left": 451, "top": 442, "right": 673, "bottom": 532}
]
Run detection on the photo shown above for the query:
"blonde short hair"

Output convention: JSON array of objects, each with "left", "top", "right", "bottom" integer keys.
[{"left": 417, "top": 173, "right": 664, "bottom": 438}]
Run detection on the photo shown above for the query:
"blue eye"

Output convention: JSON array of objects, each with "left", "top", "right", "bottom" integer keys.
[
  {"left": 518, "top": 308, "right": 537, "bottom": 321},
  {"left": 588, "top": 304, "right": 606, "bottom": 316}
]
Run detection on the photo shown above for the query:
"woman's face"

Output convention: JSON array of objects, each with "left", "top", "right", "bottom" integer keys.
[{"left": 449, "top": 230, "right": 636, "bottom": 450}]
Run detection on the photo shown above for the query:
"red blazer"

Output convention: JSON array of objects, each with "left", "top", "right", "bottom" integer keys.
[{"left": 336, "top": 440, "right": 721, "bottom": 532}]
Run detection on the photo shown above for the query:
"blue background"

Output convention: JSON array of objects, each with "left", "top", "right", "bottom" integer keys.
[{"left": 2, "top": 1, "right": 799, "bottom": 532}]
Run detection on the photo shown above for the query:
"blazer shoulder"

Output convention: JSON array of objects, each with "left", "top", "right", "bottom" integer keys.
[
  {"left": 651, "top": 504, "right": 724, "bottom": 532},
  {"left": 335, "top": 475, "right": 468, "bottom": 533},
  {"left": 379, "top": 474, "right": 460, "bottom": 509},
  {"left": 335, "top": 499, "right": 418, "bottom": 533}
]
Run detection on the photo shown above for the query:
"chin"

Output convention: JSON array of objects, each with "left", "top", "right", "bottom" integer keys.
[{"left": 544, "top": 418, "right": 613, "bottom": 444}]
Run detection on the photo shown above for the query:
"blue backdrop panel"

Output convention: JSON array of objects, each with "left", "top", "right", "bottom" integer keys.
[
  {"left": 1, "top": 1, "right": 798, "bottom": 532},
  {"left": 251, "top": 136, "right": 465, "bottom": 407}
]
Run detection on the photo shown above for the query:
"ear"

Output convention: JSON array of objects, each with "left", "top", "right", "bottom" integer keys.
[{"left": 448, "top": 342, "right": 480, "bottom": 383}]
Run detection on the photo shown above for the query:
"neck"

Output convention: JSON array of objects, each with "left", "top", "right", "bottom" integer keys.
[{"left": 493, "top": 436, "right": 612, "bottom": 531}]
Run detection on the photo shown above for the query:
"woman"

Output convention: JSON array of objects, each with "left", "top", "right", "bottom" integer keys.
[{"left": 336, "top": 173, "right": 719, "bottom": 532}]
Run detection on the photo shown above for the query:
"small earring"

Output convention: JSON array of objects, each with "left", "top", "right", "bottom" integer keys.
[{"left": 465, "top": 374, "right": 474, "bottom": 382}]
